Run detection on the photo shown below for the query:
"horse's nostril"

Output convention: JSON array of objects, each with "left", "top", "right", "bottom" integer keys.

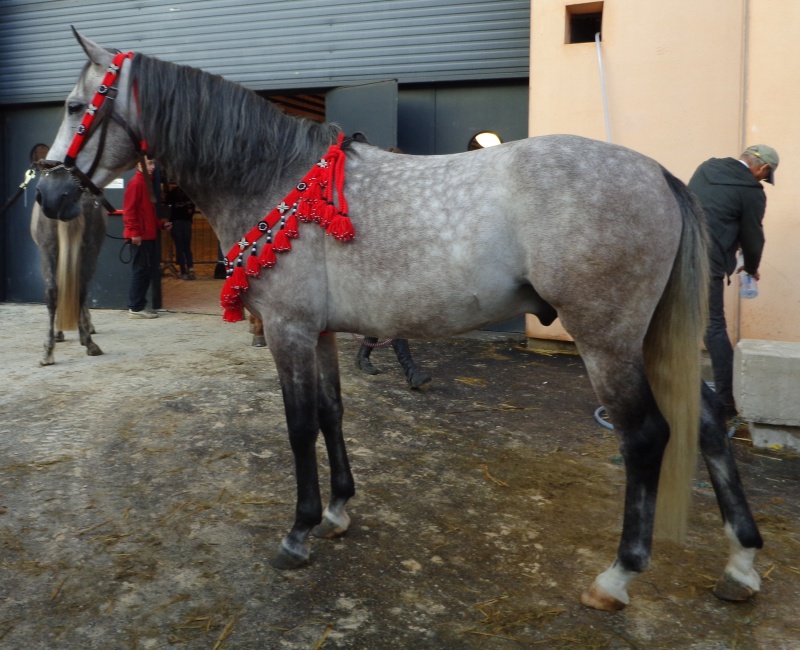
[{"left": 35, "top": 189, "right": 43, "bottom": 205}]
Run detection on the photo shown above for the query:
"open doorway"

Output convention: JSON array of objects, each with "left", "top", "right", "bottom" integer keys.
[{"left": 159, "top": 93, "right": 327, "bottom": 315}]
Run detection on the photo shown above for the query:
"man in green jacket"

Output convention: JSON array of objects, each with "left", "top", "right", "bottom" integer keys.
[{"left": 688, "top": 144, "right": 779, "bottom": 418}]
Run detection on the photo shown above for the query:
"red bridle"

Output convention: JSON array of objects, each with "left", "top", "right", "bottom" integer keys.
[
  {"left": 41, "top": 50, "right": 146, "bottom": 212},
  {"left": 64, "top": 51, "right": 141, "bottom": 164}
]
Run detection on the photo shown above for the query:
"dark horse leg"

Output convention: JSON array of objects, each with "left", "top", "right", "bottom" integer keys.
[
  {"left": 78, "top": 304, "right": 102, "bottom": 356},
  {"left": 699, "top": 382, "right": 763, "bottom": 600},
  {"left": 41, "top": 270, "right": 59, "bottom": 366},
  {"left": 579, "top": 348, "right": 670, "bottom": 611},
  {"left": 77, "top": 211, "right": 104, "bottom": 356},
  {"left": 269, "top": 332, "right": 355, "bottom": 568},
  {"left": 311, "top": 332, "right": 356, "bottom": 537}
]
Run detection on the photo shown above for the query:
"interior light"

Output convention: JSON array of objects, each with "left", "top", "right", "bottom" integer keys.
[{"left": 469, "top": 132, "right": 503, "bottom": 150}]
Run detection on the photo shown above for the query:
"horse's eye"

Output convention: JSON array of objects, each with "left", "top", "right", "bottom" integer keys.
[{"left": 67, "top": 101, "right": 84, "bottom": 116}]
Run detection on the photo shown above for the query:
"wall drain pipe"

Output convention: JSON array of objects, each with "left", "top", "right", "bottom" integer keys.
[{"left": 595, "top": 32, "right": 612, "bottom": 143}]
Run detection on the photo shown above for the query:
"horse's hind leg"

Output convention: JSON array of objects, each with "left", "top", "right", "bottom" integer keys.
[
  {"left": 699, "top": 382, "right": 763, "bottom": 601},
  {"left": 40, "top": 275, "right": 59, "bottom": 366},
  {"left": 78, "top": 304, "right": 103, "bottom": 356},
  {"left": 579, "top": 349, "right": 670, "bottom": 611},
  {"left": 310, "top": 332, "right": 355, "bottom": 539}
]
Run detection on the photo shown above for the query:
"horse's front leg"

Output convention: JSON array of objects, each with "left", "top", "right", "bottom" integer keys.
[
  {"left": 78, "top": 303, "right": 103, "bottom": 356},
  {"left": 268, "top": 337, "right": 324, "bottom": 569},
  {"left": 580, "top": 361, "right": 669, "bottom": 611},
  {"left": 699, "top": 382, "right": 763, "bottom": 601},
  {"left": 311, "top": 332, "right": 355, "bottom": 539}
]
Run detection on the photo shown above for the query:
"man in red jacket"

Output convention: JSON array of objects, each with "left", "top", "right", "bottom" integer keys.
[{"left": 123, "top": 157, "right": 171, "bottom": 318}]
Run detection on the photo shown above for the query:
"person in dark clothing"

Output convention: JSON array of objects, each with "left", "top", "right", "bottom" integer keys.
[
  {"left": 687, "top": 144, "right": 779, "bottom": 417},
  {"left": 165, "top": 182, "right": 196, "bottom": 279},
  {"left": 124, "top": 157, "right": 172, "bottom": 318},
  {"left": 355, "top": 337, "right": 432, "bottom": 389}
]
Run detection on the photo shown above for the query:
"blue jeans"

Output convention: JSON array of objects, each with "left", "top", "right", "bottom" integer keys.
[{"left": 128, "top": 239, "right": 158, "bottom": 312}]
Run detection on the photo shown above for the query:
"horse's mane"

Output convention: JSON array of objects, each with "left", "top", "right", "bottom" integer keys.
[{"left": 130, "top": 54, "right": 340, "bottom": 193}]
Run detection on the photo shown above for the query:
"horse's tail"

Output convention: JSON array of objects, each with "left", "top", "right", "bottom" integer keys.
[
  {"left": 645, "top": 168, "right": 709, "bottom": 542},
  {"left": 54, "top": 215, "right": 85, "bottom": 332}
]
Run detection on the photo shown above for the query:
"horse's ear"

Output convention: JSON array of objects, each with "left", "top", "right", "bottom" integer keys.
[{"left": 71, "top": 26, "right": 114, "bottom": 68}]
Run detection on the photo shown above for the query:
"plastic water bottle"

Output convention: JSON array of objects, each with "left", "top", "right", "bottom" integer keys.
[
  {"left": 740, "top": 272, "right": 758, "bottom": 299},
  {"left": 737, "top": 254, "right": 758, "bottom": 299}
]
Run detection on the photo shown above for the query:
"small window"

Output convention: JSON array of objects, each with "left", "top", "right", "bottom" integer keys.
[{"left": 566, "top": 2, "right": 604, "bottom": 44}]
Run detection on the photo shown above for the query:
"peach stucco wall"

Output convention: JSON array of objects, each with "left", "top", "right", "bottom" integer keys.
[
  {"left": 739, "top": 2, "right": 800, "bottom": 342},
  {"left": 526, "top": 0, "right": 799, "bottom": 344}
]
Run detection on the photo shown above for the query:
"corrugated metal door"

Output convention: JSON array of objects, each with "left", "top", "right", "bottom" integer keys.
[{"left": 0, "top": 0, "right": 529, "bottom": 104}]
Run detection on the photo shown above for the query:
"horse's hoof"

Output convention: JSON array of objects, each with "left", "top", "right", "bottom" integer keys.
[
  {"left": 251, "top": 336, "right": 267, "bottom": 347},
  {"left": 40, "top": 357, "right": 55, "bottom": 367},
  {"left": 580, "top": 582, "right": 627, "bottom": 612},
  {"left": 713, "top": 572, "right": 759, "bottom": 602},
  {"left": 311, "top": 511, "right": 350, "bottom": 539},
  {"left": 268, "top": 543, "right": 310, "bottom": 570},
  {"left": 86, "top": 344, "right": 103, "bottom": 356},
  {"left": 55, "top": 331, "right": 65, "bottom": 342}
]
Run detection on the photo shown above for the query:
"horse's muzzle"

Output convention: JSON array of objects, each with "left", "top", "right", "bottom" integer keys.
[{"left": 36, "top": 170, "right": 83, "bottom": 222}]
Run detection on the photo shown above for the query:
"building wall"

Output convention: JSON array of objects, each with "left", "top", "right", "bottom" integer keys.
[
  {"left": 527, "top": 0, "right": 800, "bottom": 345},
  {"left": 740, "top": 1, "right": 800, "bottom": 342}
]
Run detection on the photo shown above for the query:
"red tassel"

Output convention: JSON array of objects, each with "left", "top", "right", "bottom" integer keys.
[
  {"left": 273, "top": 229, "right": 292, "bottom": 252},
  {"left": 295, "top": 198, "right": 312, "bottom": 223},
  {"left": 308, "top": 200, "right": 323, "bottom": 224},
  {"left": 259, "top": 242, "right": 277, "bottom": 268},
  {"left": 284, "top": 213, "right": 299, "bottom": 238},
  {"left": 246, "top": 253, "right": 261, "bottom": 278},
  {"left": 317, "top": 203, "right": 335, "bottom": 228},
  {"left": 229, "top": 265, "right": 249, "bottom": 291},
  {"left": 326, "top": 213, "right": 355, "bottom": 242},
  {"left": 222, "top": 303, "right": 245, "bottom": 323},
  {"left": 220, "top": 278, "right": 240, "bottom": 307},
  {"left": 306, "top": 178, "right": 324, "bottom": 202}
]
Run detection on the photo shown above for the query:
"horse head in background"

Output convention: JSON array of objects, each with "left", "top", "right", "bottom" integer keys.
[{"left": 30, "top": 195, "right": 106, "bottom": 365}]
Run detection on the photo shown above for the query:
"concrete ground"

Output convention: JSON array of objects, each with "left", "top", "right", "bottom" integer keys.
[{"left": 1, "top": 297, "right": 799, "bottom": 649}]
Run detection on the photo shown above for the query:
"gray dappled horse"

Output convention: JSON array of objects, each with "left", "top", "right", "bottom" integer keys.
[
  {"left": 30, "top": 195, "right": 105, "bottom": 365},
  {"left": 36, "top": 30, "right": 762, "bottom": 611}
]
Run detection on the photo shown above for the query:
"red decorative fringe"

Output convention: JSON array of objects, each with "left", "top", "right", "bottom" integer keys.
[
  {"left": 245, "top": 253, "right": 261, "bottom": 278},
  {"left": 326, "top": 213, "right": 355, "bottom": 242},
  {"left": 273, "top": 229, "right": 292, "bottom": 252},
  {"left": 229, "top": 265, "right": 248, "bottom": 291},
  {"left": 306, "top": 179, "right": 324, "bottom": 202},
  {"left": 222, "top": 303, "right": 245, "bottom": 323},
  {"left": 285, "top": 213, "right": 299, "bottom": 238},
  {"left": 295, "top": 201, "right": 312, "bottom": 223},
  {"left": 259, "top": 242, "right": 277, "bottom": 268},
  {"left": 317, "top": 203, "right": 336, "bottom": 228},
  {"left": 220, "top": 133, "right": 356, "bottom": 324}
]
